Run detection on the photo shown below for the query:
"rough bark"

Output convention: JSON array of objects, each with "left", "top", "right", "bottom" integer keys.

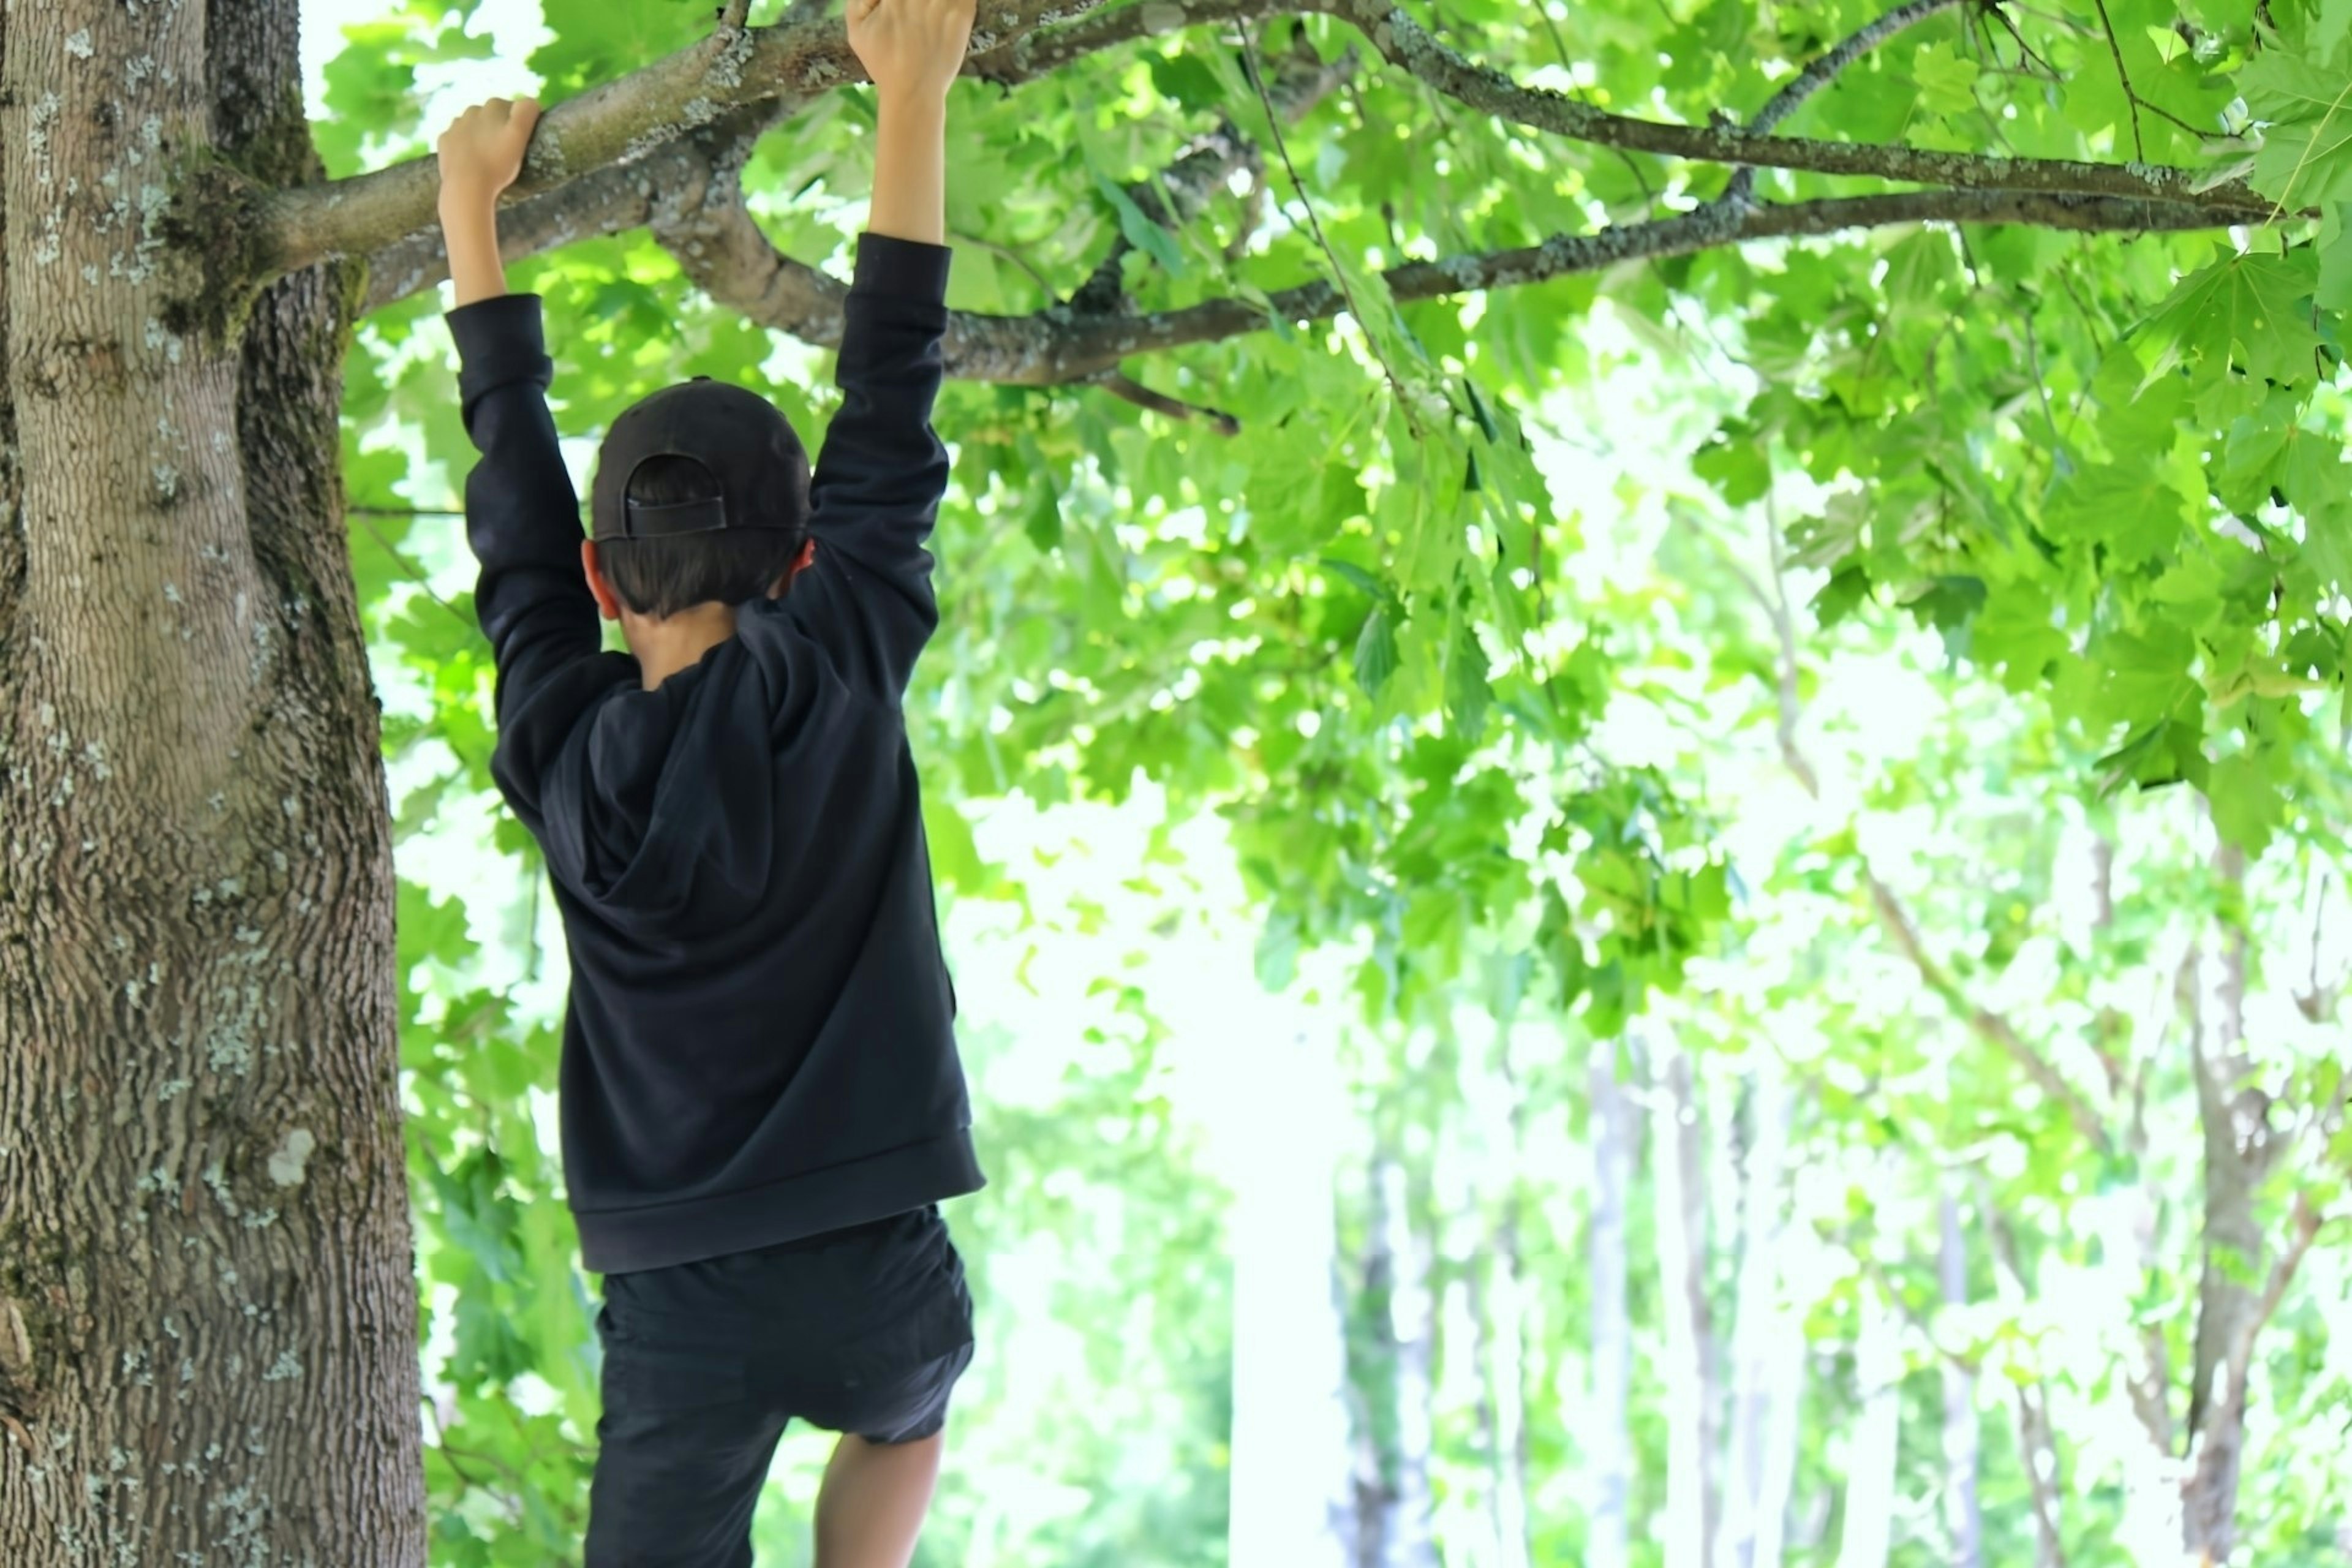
[
  {"left": 1650, "top": 1031, "right": 1721, "bottom": 1568},
  {"left": 1588, "top": 1032, "right": 1639, "bottom": 1568},
  {"left": 0, "top": 0, "right": 421, "bottom": 1560},
  {"left": 1937, "top": 1185, "right": 1983, "bottom": 1568}
]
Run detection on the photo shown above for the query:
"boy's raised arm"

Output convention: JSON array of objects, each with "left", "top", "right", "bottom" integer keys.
[
  {"left": 785, "top": 0, "right": 974, "bottom": 701},
  {"left": 436, "top": 99, "right": 604, "bottom": 763}
]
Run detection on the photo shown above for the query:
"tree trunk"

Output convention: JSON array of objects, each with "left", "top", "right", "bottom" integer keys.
[
  {"left": 2182, "top": 843, "right": 2291, "bottom": 1562},
  {"left": 1836, "top": 1282, "right": 1902, "bottom": 1568},
  {"left": 1485, "top": 1022, "right": 1532, "bottom": 1568},
  {"left": 1716, "top": 1055, "right": 1799, "bottom": 1568},
  {"left": 1379, "top": 1155, "right": 1441, "bottom": 1568},
  {"left": 1588, "top": 1032, "right": 1639, "bottom": 1568},
  {"left": 1227, "top": 1029, "right": 1354, "bottom": 1568},
  {"left": 1937, "top": 1185, "right": 1983, "bottom": 1568},
  {"left": 1348, "top": 1170, "right": 1397, "bottom": 1568},
  {"left": 0, "top": 0, "right": 423, "bottom": 1560},
  {"left": 1650, "top": 1031, "right": 1721, "bottom": 1568},
  {"left": 1984, "top": 1197, "right": 2067, "bottom": 1568}
]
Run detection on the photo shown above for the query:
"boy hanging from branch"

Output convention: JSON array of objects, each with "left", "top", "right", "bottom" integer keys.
[{"left": 432, "top": 1, "right": 984, "bottom": 1562}]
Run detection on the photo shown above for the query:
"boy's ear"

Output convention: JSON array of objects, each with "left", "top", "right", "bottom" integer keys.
[
  {"left": 580, "top": 540, "right": 624, "bottom": 622},
  {"left": 768, "top": 537, "right": 818, "bottom": 600}
]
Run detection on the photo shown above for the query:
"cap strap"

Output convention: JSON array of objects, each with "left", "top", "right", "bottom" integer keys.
[{"left": 622, "top": 496, "right": 730, "bottom": 538}]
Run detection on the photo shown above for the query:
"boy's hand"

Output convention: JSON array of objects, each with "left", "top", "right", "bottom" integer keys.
[
  {"left": 847, "top": 0, "right": 974, "bottom": 101},
  {"left": 437, "top": 97, "right": 542, "bottom": 207}
]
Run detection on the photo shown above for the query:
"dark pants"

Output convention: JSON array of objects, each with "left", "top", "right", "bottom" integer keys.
[{"left": 584, "top": 1205, "right": 975, "bottom": 1568}]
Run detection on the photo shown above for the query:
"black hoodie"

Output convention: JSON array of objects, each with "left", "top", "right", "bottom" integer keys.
[{"left": 447, "top": 233, "right": 984, "bottom": 1275}]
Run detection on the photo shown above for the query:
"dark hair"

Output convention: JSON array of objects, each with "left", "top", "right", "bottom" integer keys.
[{"left": 597, "top": 455, "right": 808, "bottom": 619}]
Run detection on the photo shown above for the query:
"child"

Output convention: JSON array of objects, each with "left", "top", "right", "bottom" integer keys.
[{"left": 433, "top": 1, "right": 982, "bottom": 1562}]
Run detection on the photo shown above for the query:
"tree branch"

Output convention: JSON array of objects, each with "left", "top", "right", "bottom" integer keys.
[
  {"left": 323, "top": 0, "right": 2265, "bottom": 317},
  {"left": 276, "top": 0, "right": 1107, "bottom": 276},
  {"left": 1982, "top": 1193, "right": 2070, "bottom": 1568},
  {"left": 1065, "top": 37, "right": 1355, "bottom": 314},
  {"left": 1736, "top": 514, "right": 2117, "bottom": 1158},
  {"left": 1753, "top": 0, "right": 1968, "bottom": 137},
  {"left": 1295, "top": 0, "right": 2266, "bottom": 213},
  {"left": 1093, "top": 371, "right": 1242, "bottom": 431},
  {"left": 1720, "top": 0, "right": 1966, "bottom": 206},
  {"left": 361, "top": 106, "right": 771, "bottom": 314},
  {"left": 658, "top": 182, "right": 2255, "bottom": 390}
]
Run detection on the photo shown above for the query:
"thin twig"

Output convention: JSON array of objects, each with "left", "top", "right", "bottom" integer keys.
[
  {"left": 350, "top": 510, "right": 481, "bottom": 636},
  {"left": 1982, "top": 5, "right": 2061, "bottom": 77},
  {"left": 1738, "top": 518, "right": 2113, "bottom": 1156},
  {"left": 1534, "top": 2, "right": 1656, "bottom": 205},
  {"left": 2087, "top": 0, "right": 2144, "bottom": 162},
  {"left": 1718, "top": 0, "right": 1965, "bottom": 208},
  {"left": 1237, "top": 19, "right": 1422, "bottom": 436},
  {"left": 951, "top": 229, "right": 1058, "bottom": 296},
  {"left": 1094, "top": 371, "right": 1242, "bottom": 433}
]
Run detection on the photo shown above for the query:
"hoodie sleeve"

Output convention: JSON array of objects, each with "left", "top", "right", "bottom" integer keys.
[
  {"left": 781, "top": 233, "right": 952, "bottom": 701},
  {"left": 446, "top": 293, "right": 606, "bottom": 810}
]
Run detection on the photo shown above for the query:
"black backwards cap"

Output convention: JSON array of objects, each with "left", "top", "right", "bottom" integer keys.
[{"left": 589, "top": 376, "right": 812, "bottom": 542}]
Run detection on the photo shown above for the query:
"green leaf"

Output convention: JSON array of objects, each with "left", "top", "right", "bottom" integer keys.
[
  {"left": 1446, "top": 610, "right": 1491, "bottom": 742},
  {"left": 2136, "top": 250, "right": 2323, "bottom": 390},
  {"left": 1912, "top": 41, "right": 1980, "bottom": 116},
  {"left": 1355, "top": 605, "right": 1401, "bottom": 699},
  {"left": 2207, "top": 752, "right": 2285, "bottom": 853},
  {"left": 1093, "top": 172, "right": 1189, "bottom": 279},
  {"left": 1025, "top": 482, "right": 1065, "bottom": 552},
  {"left": 2042, "top": 464, "right": 2192, "bottom": 565},
  {"left": 1319, "top": 557, "right": 1388, "bottom": 601}
]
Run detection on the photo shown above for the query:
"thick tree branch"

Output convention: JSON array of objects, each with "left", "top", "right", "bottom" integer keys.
[
  {"left": 1068, "top": 119, "right": 1259, "bottom": 314},
  {"left": 361, "top": 120, "right": 750, "bottom": 314},
  {"left": 277, "top": 0, "right": 1107, "bottom": 276}
]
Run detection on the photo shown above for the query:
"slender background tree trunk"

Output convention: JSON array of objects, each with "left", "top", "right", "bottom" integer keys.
[
  {"left": 1380, "top": 1154, "right": 1442, "bottom": 1568},
  {"left": 1588, "top": 1032, "right": 1638, "bottom": 1568},
  {"left": 0, "top": 0, "right": 423, "bottom": 1560},
  {"left": 1837, "top": 1279, "right": 1901, "bottom": 1568},
  {"left": 1938, "top": 1185, "right": 1984, "bottom": 1568},
  {"left": 1651, "top": 1031, "right": 1721, "bottom": 1568},
  {"left": 1717, "top": 1057, "right": 1799, "bottom": 1568},
  {"left": 1226, "top": 1025, "right": 1355, "bottom": 1568}
]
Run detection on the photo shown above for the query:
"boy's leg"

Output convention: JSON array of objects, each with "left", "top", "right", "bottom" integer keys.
[
  {"left": 812, "top": 1430, "right": 946, "bottom": 1568},
  {"left": 584, "top": 1297, "right": 791, "bottom": 1568}
]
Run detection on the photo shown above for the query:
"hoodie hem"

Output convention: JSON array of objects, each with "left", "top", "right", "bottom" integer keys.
[{"left": 576, "top": 1131, "right": 986, "bottom": 1274}]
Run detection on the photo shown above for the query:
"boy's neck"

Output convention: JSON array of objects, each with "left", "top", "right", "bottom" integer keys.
[{"left": 625, "top": 602, "right": 739, "bottom": 690}]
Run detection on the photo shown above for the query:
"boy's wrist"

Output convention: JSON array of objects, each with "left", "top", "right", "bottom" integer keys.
[
  {"left": 438, "top": 182, "right": 503, "bottom": 220},
  {"left": 872, "top": 81, "right": 951, "bottom": 116}
]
